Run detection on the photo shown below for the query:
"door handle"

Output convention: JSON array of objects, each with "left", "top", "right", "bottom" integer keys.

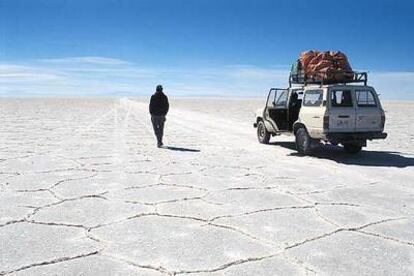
[
  {"left": 313, "top": 116, "right": 320, "bottom": 118},
  {"left": 338, "top": 115, "right": 350, "bottom": 118}
]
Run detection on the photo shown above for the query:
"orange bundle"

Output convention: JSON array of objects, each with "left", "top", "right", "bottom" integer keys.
[{"left": 299, "top": 50, "right": 353, "bottom": 82}]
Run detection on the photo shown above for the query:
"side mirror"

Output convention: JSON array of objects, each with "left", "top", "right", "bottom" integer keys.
[{"left": 322, "top": 100, "right": 327, "bottom": 106}]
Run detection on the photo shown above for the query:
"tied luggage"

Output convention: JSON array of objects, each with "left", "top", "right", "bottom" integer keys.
[{"left": 292, "top": 50, "right": 354, "bottom": 83}]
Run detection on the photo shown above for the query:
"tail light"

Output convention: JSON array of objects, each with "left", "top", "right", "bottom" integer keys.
[
  {"left": 323, "top": 115, "right": 329, "bottom": 130},
  {"left": 381, "top": 113, "right": 386, "bottom": 129}
]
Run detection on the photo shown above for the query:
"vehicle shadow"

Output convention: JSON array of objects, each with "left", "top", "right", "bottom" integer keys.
[
  {"left": 269, "top": 141, "right": 297, "bottom": 151},
  {"left": 270, "top": 142, "right": 414, "bottom": 168},
  {"left": 163, "top": 146, "right": 201, "bottom": 153}
]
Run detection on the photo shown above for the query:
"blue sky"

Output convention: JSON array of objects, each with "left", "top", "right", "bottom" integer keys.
[{"left": 1, "top": 0, "right": 414, "bottom": 98}]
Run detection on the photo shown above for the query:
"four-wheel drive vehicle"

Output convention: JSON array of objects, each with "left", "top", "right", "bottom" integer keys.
[{"left": 254, "top": 75, "right": 387, "bottom": 155}]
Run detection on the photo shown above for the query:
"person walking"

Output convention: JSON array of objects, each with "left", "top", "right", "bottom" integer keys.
[{"left": 149, "top": 85, "right": 169, "bottom": 147}]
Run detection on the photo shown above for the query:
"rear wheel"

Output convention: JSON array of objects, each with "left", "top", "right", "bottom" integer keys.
[
  {"left": 343, "top": 143, "right": 362, "bottom": 154},
  {"left": 257, "top": 120, "right": 270, "bottom": 144},
  {"left": 295, "top": 127, "right": 312, "bottom": 155}
]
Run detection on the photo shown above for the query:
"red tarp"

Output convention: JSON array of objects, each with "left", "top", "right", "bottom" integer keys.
[{"left": 299, "top": 50, "right": 354, "bottom": 82}]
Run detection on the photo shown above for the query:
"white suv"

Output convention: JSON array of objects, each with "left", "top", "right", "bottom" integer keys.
[{"left": 254, "top": 81, "right": 387, "bottom": 155}]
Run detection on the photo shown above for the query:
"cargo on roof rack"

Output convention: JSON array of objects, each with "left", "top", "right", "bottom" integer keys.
[{"left": 289, "top": 50, "right": 367, "bottom": 87}]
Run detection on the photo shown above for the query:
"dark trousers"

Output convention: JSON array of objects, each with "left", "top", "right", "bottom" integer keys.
[{"left": 151, "top": 115, "right": 166, "bottom": 144}]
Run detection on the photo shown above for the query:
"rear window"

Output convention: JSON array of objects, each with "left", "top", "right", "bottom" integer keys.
[
  {"left": 331, "top": 90, "right": 353, "bottom": 107},
  {"left": 356, "top": 90, "right": 377, "bottom": 107},
  {"left": 303, "top": 90, "right": 323, "bottom": 106}
]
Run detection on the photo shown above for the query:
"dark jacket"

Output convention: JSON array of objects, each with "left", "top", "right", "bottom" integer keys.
[{"left": 149, "top": 91, "right": 169, "bottom": 116}]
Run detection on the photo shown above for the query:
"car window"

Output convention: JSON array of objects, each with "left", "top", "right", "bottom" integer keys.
[
  {"left": 356, "top": 90, "right": 377, "bottom": 107},
  {"left": 331, "top": 90, "right": 353, "bottom": 107},
  {"left": 303, "top": 90, "right": 323, "bottom": 106},
  {"left": 267, "top": 90, "right": 277, "bottom": 107},
  {"left": 275, "top": 90, "right": 288, "bottom": 107},
  {"left": 267, "top": 89, "right": 288, "bottom": 108}
]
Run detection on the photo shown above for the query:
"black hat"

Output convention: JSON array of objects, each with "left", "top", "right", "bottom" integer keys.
[{"left": 156, "top": 85, "right": 163, "bottom": 92}]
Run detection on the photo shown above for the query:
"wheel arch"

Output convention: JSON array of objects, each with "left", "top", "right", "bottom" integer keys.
[{"left": 293, "top": 122, "right": 307, "bottom": 135}]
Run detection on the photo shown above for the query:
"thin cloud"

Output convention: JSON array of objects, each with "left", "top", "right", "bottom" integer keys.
[
  {"left": 0, "top": 64, "right": 64, "bottom": 82},
  {"left": 38, "top": 56, "right": 129, "bottom": 65}
]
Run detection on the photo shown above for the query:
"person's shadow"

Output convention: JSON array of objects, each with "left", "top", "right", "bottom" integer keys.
[
  {"left": 270, "top": 141, "right": 414, "bottom": 168},
  {"left": 163, "top": 146, "right": 200, "bottom": 152}
]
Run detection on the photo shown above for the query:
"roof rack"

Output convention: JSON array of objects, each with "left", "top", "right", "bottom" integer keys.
[{"left": 289, "top": 71, "right": 368, "bottom": 87}]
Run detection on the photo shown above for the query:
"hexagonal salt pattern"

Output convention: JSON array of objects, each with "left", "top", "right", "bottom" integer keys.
[{"left": 1, "top": 98, "right": 413, "bottom": 275}]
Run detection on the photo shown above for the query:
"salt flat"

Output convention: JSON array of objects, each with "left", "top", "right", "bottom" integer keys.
[{"left": 0, "top": 97, "right": 413, "bottom": 275}]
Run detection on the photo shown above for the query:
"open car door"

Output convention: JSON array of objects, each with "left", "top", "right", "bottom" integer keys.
[{"left": 264, "top": 88, "right": 289, "bottom": 132}]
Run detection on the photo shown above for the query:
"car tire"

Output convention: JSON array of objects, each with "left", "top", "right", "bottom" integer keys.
[
  {"left": 257, "top": 120, "right": 270, "bottom": 144},
  {"left": 343, "top": 143, "right": 362, "bottom": 154},
  {"left": 295, "top": 127, "right": 312, "bottom": 155}
]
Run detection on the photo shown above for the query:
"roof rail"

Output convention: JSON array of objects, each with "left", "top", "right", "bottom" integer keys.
[{"left": 289, "top": 71, "right": 368, "bottom": 87}]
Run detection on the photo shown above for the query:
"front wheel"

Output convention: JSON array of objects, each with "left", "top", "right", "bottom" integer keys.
[
  {"left": 343, "top": 143, "right": 362, "bottom": 154},
  {"left": 295, "top": 127, "right": 312, "bottom": 155},
  {"left": 257, "top": 120, "right": 270, "bottom": 144}
]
